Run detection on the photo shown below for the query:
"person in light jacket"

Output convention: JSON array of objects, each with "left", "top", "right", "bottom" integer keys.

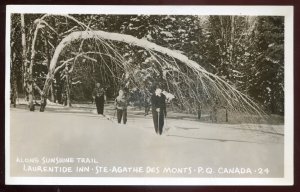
[{"left": 114, "top": 89, "right": 128, "bottom": 124}]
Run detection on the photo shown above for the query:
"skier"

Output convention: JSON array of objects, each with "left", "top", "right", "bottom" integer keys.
[
  {"left": 151, "top": 87, "right": 167, "bottom": 135},
  {"left": 92, "top": 82, "right": 106, "bottom": 115},
  {"left": 114, "top": 89, "right": 128, "bottom": 124}
]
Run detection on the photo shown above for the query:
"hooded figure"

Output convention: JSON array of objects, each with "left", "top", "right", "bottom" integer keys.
[
  {"left": 114, "top": 89, "right": 128, "bottom": 124},
  {"left": 151, "top": 88, "right": 167, "bottom": 135}
]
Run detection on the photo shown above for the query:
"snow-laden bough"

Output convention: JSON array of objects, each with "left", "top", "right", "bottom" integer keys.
[{"left": 38, "top": 29, "right": 264, "bottom": 119}]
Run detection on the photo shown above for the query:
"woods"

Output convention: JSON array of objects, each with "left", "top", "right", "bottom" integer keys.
[{"left": 9, "top": 14, "right": 284, "bottom": 117}]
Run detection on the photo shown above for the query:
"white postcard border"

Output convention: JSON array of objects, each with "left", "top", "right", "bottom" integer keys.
[{"left": 5, "top": 5, "right": 294, "bottom": 186}]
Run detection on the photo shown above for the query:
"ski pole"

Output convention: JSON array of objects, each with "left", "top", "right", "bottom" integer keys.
[{"left": 158, "top": 108, "right": 160, "bottom": 135}]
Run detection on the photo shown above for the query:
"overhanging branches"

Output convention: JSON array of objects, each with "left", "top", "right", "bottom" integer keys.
[{"left": 39, "top": 30, "right": 264, "bottom": 116}]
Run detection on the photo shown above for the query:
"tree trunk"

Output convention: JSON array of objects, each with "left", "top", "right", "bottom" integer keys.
[
  {"left": 10, "top": 58, "right": 17, "bottom": 107},
  {"left": 229, "top": 16, "right": 235, "bottom": 66},
  {"left": 27, "top": 20, "right": 40, "bottom": 111},
  {"left": 21, "top": 14, "right": 27, "bottom": 98},
  {"left": 50, "top": 84, "right": 55, "bottom": 102},
  {"left": 197, "top": 105, "right": 201, "bottom": 119},
  {"left": 11, "top": 81, "right": 17, "bottom": 107},
  {"left": 225, "top": 108, "right": 228, "bottom": 122},
  {"left": 28, "top": 82, "right": 35, "bottom": 111},
  {"left": 65, "top": 66, "right": 72, "bottom": 107},
  {"left": 44, "top": 36, "right": 56, "bottom": 102}
]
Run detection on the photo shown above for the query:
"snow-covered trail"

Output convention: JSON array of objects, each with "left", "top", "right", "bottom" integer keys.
[{"left": 9, "top": 108, "right": 283, "bottom": 177}]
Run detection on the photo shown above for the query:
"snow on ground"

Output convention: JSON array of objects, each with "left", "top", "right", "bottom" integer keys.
[{"left": 9, "top": 105, "right": 284, "bottom": 178}]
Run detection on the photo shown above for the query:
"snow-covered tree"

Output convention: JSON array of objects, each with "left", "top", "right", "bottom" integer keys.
[
  {"left": 246, "top": 16, "right": 284, "bottom": 114},
  {"left": 10, "top": 14, "right": 284, "bottom": 117}
]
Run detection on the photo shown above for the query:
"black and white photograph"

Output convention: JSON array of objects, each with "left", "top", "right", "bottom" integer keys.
[{"left": 5, "top": 5, "right": 293, "bottom": 185}]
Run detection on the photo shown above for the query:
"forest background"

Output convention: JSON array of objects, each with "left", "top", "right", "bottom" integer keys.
[{"left": 9, "top": 14, "right": 284, "bottom": 116}]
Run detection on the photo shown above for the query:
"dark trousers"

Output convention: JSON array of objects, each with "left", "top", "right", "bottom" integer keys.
[
  {"left": 117, "top": 109, "right": 127, "bottom": 124},
  {"left": 152, "top": 108, "right": 164, "bottom": 135},
  {"left": 95, "top": 96, "right": 104, "bottom": 114}
]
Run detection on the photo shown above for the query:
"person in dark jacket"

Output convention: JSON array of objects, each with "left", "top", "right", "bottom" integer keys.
[
  {"left": 92, "top": 82, "right": 106, "bottom": 115},
  {"left": 151, "top": 88, "right": 167, "bottom": 135},
  {"left": 114, "top": 89, "right": 128, "bottom": 124}
]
